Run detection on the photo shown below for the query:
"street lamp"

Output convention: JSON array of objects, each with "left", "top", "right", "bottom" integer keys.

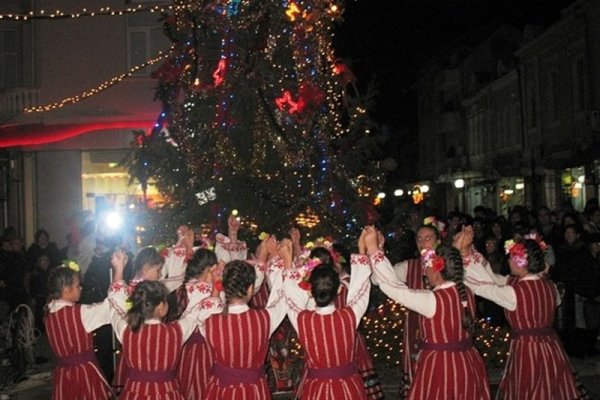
[{"left": 454, "top": 179, "right": 465, "bottom": 189}]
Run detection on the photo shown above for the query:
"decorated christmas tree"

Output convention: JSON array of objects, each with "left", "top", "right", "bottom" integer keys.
[{"left": 126, "top": 0, "right": 385, "bottom": 243}]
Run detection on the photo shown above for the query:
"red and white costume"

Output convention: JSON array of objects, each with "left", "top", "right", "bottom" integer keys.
[
  {"left": 109, "top": 279, "right": 220, "bottom": 400},
  {"left": 469, "top": 268, "right": 586, "bottom": 400},
  {"left": 335, "top": 273, "right": 384, "bottom": 400},
  {"left": 390, "top": 257, "right": 424, "bottom": 396},
  {"left": 372, "top": 251, "right": 491, "bottom": 400},
  {"left": 176, "top": 281, "right": 215, "bottom": 400},
  {"left": 202, "top": 265, "right": 287, "bottom": 400},
  {"left": 111, "top": 245, "right": 189, "bottom": 389},
  {"left": 214, "top": 233, "right": 248, "bottom": 264},
  {"left": 284, "top": 253, "right": 372, "bottom": 400},
  {"left": 45, "top": 299, "right": 112, "bottom": 400}
]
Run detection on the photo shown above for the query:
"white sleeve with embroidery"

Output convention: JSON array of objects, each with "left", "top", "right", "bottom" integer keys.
[
  {"left": 215, "top": 233, "right": 248, "bottom": 263},
  {"left": 464, "top": 253, "right": 508, "bottom": 288},
  {"left": 347, "top": 254, "right": 372, "bottom": 328},
  {"left": 370, "top": 250, "right": 437, "bottom": 318},
  {"left": 161, "top": 246, "right": 187, "bottom": 292},
  {"left": 472, "top": 283, "right": 517, "bottom": 311},
  {"left": 107, "top": 280, "right": 129, "bottom": 342},
  {"left": 265, "top": 268, "right": 287, "bottom": 336},
  {"left": 179, "top": 281, "right": 223, "bottom": 340},
  {"left": 247, "top": 259, "right": 266, "bottom": 294},
  {"left": 80, "top": 298, "right": 111, "bottom": 332},
  {"left": 283, "top": 268, "right": 311, "bottom": 333},
  {"left": 372, "top": 259, "right": 407, "bottom": 286}
]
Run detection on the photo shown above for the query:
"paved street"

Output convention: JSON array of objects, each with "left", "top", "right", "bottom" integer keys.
[{"left": 2, "top": 334, "right": 600, "bottom": 399}]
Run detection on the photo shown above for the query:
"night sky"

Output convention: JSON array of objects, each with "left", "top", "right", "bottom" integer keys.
[{"left": 333, "top": 0, "right": 576, "bottom": 133}]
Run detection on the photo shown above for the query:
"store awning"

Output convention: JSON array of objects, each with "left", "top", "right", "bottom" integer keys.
[{"left": 0, "top": 119, "right": 154, "bottom": 148}]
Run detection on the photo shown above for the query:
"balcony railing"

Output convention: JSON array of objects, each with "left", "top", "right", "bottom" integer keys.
[{"left": 0, "top": 88, "right": 40, "bottom": 121}]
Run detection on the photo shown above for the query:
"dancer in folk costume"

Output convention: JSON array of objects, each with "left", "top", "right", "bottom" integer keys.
[
  {"left": 284, "top": 228, "right": 373, "bottom": 400},
  {"left": 389, "top": 220, "right": 443, "bottom": 397},
  {"left": 108, "top": 251, "right": 221, "bottom": 400},
  {"left": 112, "top": 226, "right": 193, "bottom": 391},
  {"left": 296, "top": 234, "right": 384, "bottom": 400},
  {"left": 466, "top": 238, "right": 589, "bottom": 400},
  {"left": 371, "top": 227, "right": 491, "bottom": 400},
  {"left": 203, "top": 234, "right": 287, "bottom": 400},
  {"left": 45, "top": 262, "right": 115, "bottom": 400},
  {"left": 172, "top": 248, "right": 220, "bottom": 400}
]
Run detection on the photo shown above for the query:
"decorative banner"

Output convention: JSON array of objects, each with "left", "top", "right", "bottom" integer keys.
[{"left": 195, "top": 186, "right": 217, "bottom": 205}]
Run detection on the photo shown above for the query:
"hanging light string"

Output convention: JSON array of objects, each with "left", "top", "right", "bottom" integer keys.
[
  {"left": 24, "top": 46, "right": 175, "bottom": 113},
  {"left": 0, "top": 4, "right": 175, "bottom": 21}
]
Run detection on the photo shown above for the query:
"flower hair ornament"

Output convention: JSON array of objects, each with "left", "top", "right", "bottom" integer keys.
[
  {"left": 61, "top": 259, "right": 80, "bottom": 273},
  {"left": 504, "top": 240, "right": 528, "bottom": 269},
  {"left": 296, "top": 251, "right": 322, "bottom": 291},
  {"left": 423, "top": 216, "right": 447, "bottom": 240},
  {"left": 420, "top": 249, "right": 445, "bottom": 272},
  {"left": 523, "top": 233, "right": 548, "bottom": 252}
]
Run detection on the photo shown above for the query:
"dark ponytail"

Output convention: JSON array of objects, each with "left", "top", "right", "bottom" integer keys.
[
  {"left": 437, "top": 245, "right": 474, "bottom": 334},
  {"left": 174, "top": 249, "right": 218, "bottom": 318},
  {"left": 309, "top": 264, "right": 340, "bottom": 307},
  {"left": 127, "top": 280, "right": 168, "bottom": 332},
  {"left": 221, "top": 260, "right": 255, "bottom": 315}
]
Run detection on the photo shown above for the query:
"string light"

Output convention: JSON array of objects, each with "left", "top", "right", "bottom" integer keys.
[
  {"left": 25, "top": 46, "right": 174, "bottom": 113},
  {"left": 0, "top": 4, "right": 174, "bottom": 21}
]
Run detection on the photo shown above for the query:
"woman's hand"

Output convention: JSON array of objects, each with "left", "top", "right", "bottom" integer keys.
[{"left": 363, "top": 226, "right": 379, "bottom": 256}]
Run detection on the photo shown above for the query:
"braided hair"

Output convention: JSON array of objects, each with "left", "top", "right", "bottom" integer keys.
[
  {"left": 221, "top": 260, "right": 255, "bottom": 315},
  {"left": 309, "top": 264, "right": 340, "bottom": 307},
  {"left": 436, "top": 245, "right": 474, "bottom": 333},
  {"left": 174, "top": 249, "right": 218, "bottom": 318},
  {"left": 127, "top": 280, "right": 168, "bottom": 332},
  {"left": 522, "top": 239, "right": 545, "bottom": 274}
]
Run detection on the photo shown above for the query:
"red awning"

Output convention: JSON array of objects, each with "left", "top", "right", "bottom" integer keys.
[{"left": 0, "top": 120, "right": 154, "bottom": 148}]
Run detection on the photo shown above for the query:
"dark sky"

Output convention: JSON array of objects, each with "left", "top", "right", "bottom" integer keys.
[{"left": 333, "top": 0, "right": 576, "bottom": 132}]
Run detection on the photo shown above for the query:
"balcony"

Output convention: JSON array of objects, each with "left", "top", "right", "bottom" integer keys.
[{"left": 0, "top": 88, "right": 40, "bottom": 122}]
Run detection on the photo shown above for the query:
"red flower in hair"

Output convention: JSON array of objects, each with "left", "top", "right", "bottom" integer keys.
[
  {"left": 431, "top": 255, "right": 445, "bottom": 272},
  {"left": 298, "top": 280, "right": 312, "bottom": 291}
]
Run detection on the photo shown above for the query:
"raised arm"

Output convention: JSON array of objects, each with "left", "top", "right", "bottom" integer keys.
[
  {"left": 215, "top": 216, "right": 248, "bottom": 262},
  {"left": 365, "top": 227, "right": 436, "bottom": 318},
  {"left": 347, "top": 253, "right": 372, "bottom": 328},
  {"left": 179, "top": 278, "right": 223, "bottom": 340},
  {"left": 161, "top": 226, "right": 194, "bottom": 292}
]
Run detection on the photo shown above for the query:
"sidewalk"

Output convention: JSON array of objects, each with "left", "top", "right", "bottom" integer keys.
[{"left": 2, "top": 334, "right": 600, "bottom": 399}]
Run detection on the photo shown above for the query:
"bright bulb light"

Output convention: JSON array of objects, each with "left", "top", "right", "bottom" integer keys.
[
  {"left": 105, "top": 211, "right": 123, "bottom": 231},
  {"left": 515, "top": 183, "right": 525, "bottom": 190},
  {"left": 377, "top": 192, "right": 386, "bottom": 199},
  {"left": 454, "top": 179, "right": 465, "bottom": 189},
  {"left": 421, "top": 185, "right": 429, "bottom": 193},
  {"left": 578, "top": 175, "right": 585, "bottom": 183},
  {"left": 394, "top": 189, "right": 404, "bottom": 197}
]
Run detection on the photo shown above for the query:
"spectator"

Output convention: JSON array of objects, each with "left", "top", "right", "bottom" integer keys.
[{"left": 27, "top": 229, "right": 61, "bottom": 271}]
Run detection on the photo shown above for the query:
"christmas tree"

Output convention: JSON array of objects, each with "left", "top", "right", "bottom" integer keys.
[{"left": 126, "top": 0, "right": 385, "bottom": 243}]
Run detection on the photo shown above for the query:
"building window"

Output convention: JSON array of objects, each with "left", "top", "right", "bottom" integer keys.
[
  {"left": 573, "top": 58, "right": 586, "bottom": 112},
  {"left": 0, "top": 28, "right": 20, "bottom": 89},
  {"left": 127, "top": 14, "right": 170, "bottom": 76}
]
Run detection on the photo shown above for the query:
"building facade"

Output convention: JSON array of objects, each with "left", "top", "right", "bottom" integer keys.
[
  {"left": 414, "top": 0, "right": 600, "bottom": 215},
  {"left": 0, "top": 0, "right": 169, "bottom": 246}
]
